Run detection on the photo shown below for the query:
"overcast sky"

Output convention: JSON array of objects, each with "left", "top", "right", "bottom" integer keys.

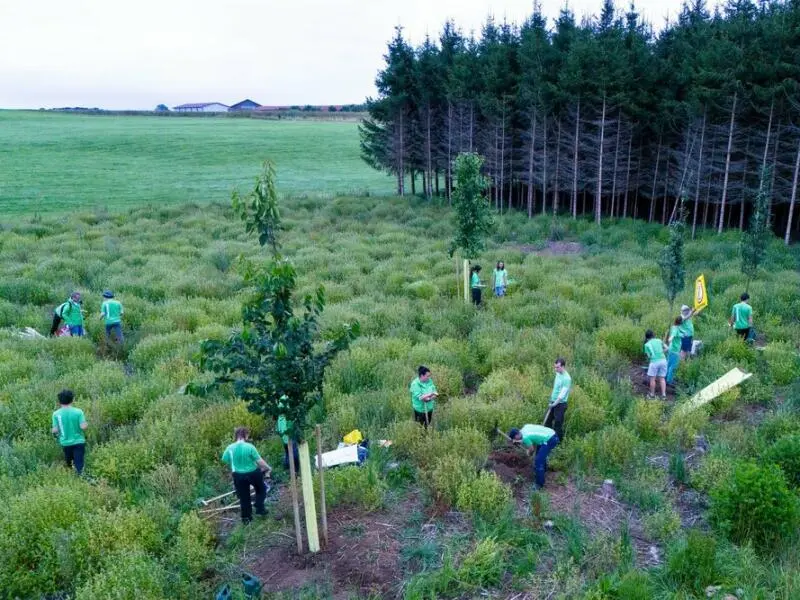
[{"left": 1, "top": 0, "right": 698, "bottom": 110}]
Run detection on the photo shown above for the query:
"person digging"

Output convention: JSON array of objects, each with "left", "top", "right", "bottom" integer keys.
[
  {"left": 221, "top": 427, "right": 272, "bottom": 524},
  {"left": 508, "top": 424, "right": 559, "bottom": 491}
]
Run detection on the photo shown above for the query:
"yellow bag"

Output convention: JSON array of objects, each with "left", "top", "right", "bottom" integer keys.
[{"left": 343, "top": 429, "right": 363, "bottom": 445}]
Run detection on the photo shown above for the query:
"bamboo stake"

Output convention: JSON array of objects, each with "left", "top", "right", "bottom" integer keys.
[
  {"left": 299, "top": 441, "right": 320, "bottom": 552},
  {"left": 315, "top": 425, "right": 328, "bottom": 548},
  {"left": 287, "top": 440, "right": 303, "bottom": 554}
]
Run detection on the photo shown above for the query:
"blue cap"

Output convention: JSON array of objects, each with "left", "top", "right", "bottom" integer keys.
[
  {"left": 102, "top": 290, "right": 114, "bottom": 298},
  {"left": 508, "top": 428, "right": 520, "bottom": 440}
]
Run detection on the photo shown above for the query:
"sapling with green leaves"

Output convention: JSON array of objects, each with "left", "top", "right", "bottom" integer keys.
[
  {"left": 658, "top": 205, "right": 686, "bottom": 310},
  {"left": 448, "top": 153, "right": 494, "bottom": 303},
  {"left": 741, "top": 167, "right": 773, "bottom": 292}
]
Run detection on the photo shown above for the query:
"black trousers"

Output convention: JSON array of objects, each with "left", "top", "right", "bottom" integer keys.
[
  {"left": 63, "top": 443, "right": 85, "bottom": 474},
  {"left": 471, "top": 287, "right": 482, "bottom": 305},
  {"left": 233, "top": 470, "right": 267, "bottom": 522},
  {"left": 735, "top": 327, "right": 750, "bottom": 340},
  {"left": 414, "top": 409, "right": 433, "bottom": 429},
  {"left": 545, "top": 403, "right": 567, "bottom": 442},
  {"left": 283, "top": 443, "right": 300, "bottom": 472}
]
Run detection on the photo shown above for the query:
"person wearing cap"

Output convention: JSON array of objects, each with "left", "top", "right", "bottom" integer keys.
[
  {"left": 221, "top": 427, "right": 272, "bottom": 524},
  {"left": 52, "top": 292, "right": 84, "bottom": 337},
  {"left": 644, "top": 329, "right": 668, "bottom": 399},
  {"left": 729, "top": 293, "right": 753, "bottom": 341},
  {"left": 508, "top": 424, "right": 559, "bottom": 490},
  {"left": 410, "top": 365, "right": 438, "bottom": 428},
  {"left": 99, "top": 290, "right": 124, "bottom": 342},
  {"left": 678, "top": 305, "right": 696, "bottom": 360}
]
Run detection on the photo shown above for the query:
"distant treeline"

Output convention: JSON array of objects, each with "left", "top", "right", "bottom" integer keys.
[
  {"left": 37, "top": 106, "right": 367, "bottom": 121},
  {"left": 360, "top": 0, "right": 800, "bottom": 242}
]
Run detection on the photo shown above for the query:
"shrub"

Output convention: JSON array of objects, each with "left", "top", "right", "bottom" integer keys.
[
  {"left": 762, "top": 435, "right": 800, "bottom": 488},
  {"left": 666, "top": 530, "right": 719, "bottom": 594},
  {"left": 643, "top": 504, "right": 682, "bottom": 543},
  {"left": 597, "top": 320, "right": 645, "bottom": 360},
  {"left": 141, "top": 463, "right": 198, "bottom": 506},
  {"left": 629, "top": 399, "right": 663, "bottom": 441},
  {"left": 322, "top": 463, "right": 387, "bottom": 511},
  {"left": 566, "top": 390, "right": 609, "bottom": 437},
  {"left": 762, "top": 341, "right": 800, "bottom": 386},
  {"left": 691, "top": 454, "right": 735, "bottom": 494},
  {"left": 168, "top": 512, "right": 215, "bottom": 579},
  {"left": 578, "top": 425, "right": 640, "bottom": 473},
  {"left": 459, "top": 538, "right": 506, "bottom": 590},
  {"left": 710, "top": 461, "right": 799, "bottom": 551},
  {"left": 74, "top": 550, "right": 167, "bottom": 600},
  {"left": 422, "top": 455, "right": 477, "bottom": 507},
  {"left": 455, "top": 471, "right": 513, "bottom": 522},
  {"left": 665, "top": 407, "right": 709, "bottom": 450}
]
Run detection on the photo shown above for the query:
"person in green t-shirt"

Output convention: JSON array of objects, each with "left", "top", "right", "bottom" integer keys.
[
  {"left": 678, "top": 305, "right": 697, "bottom": 359},
  {"left": 221, "top": 427, "right": 272, "bottom": 523},
  {"left": 51, "top": 389, "right": 88, "bottom": 474},
  {"left": 729, "top": 292, "right": 753, "bottom": 341},
  {"left": 51, "top": 292, "right": 85, "bottom": 337},
  {"left": 509, "top": 424, "right": 559, "bottom": 489},
  {"left": 276, "top": 396, "right": 300, "bottom": 472},
  {"left": 493, "top": 261, "right": 508, "bottom": 297},
  {"left": 99, "top": 290, "right": 124, "bottom": 342},
  {"left": 545, "top": 358, "right": 571, "bottom": 441},
  {"left": 409, "top": 365, "right": 438, "bottom": 428},
  {"left": 665, "top": 316, "right": 682, "bottom": 385},
  {"left": 644, "top": 329, "right": 668, "bottom": 399},
  {"left": 470, "top": 264, "right": 484, "bottom": 306}
]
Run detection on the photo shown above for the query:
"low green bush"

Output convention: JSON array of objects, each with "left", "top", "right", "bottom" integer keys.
[
  {"left": 422, "top": 455, "right": 477, "bottom": 507},
  {"left": 321, "top": 463, "right": 387, "bottom": 511},
  {"left": 666, "top": 530, "right": 719, "bottom": 595},
  {"left": 629, "top": 398, "right": 663, "bottom": 441},
  {"left": 710, "top": 461, "right": 799, "bottom": 551},
  {"left": 455, "top": 471, "right": 513, "bottom": 522},
  {"left": 74, "top": 550, "right": 168, "bottom": 600},
  {"left": 643, "top": 504, "right": 681, "bottom": 543},
  {"left": 458, "top": 538, "right": 506, "bottom": 591},
  {"left": 168, "top": 512, "right": 215, "bottom": 579},
  {"left": 762, "top": 434, "right": 800, "bottom": 488},
  {"left": 691, "top": 454, "right": 735, "bottom": 494},
  {"left": 597, "top": 320, "right": 645, "bottom": 360},
  {"left": 762, "top": 341, "right": 800, "bottom": 386}
]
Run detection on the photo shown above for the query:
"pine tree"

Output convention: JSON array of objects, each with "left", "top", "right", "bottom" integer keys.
[
  {"left": 741, "top": 166, "right": 773, "bottom": 290},
  {"left": 659, "top": 204, "right": 687, "bottom": 309}
]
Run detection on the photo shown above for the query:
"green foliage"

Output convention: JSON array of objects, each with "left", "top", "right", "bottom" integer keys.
[
  {"left": 643, "top": 504, "right": 682, "bottom": 543},
  {"left": 455, "top": 471, "right": 513, "bottom": 522},
  {"left": 762, "top": 435, "right": 800, "bottom": 488},
  {"left": 741, "top": 171, "right": 772, "bottom": 288},
  {"left": 629, "top": 399, "right": 663, "bottom": 442},
  {"left": 74, "top": 550, "right": 168, "bottom": 600},
  {"left": 321, "top": 463, "right": 387, "bottom": 511},
  {"left": 458, "top": 538, "right": 506, "bottom": 590},
  {"left": 658, "top": 207, "right": 686, "bottom": 308},
  {"left": 666, "top": 530, "right": 719, "bottom": 594},
  {"left": 168, "top": 512, "right": 215, "bottom": 579},
  {"left": 232, "top": 159, "right": 282, "bottom": 255},
  {"left": 422, "top": 455, "right": 477, "bottom": 507},
  {"left": 762, "top": 341, "right": 800, "bottom": 385},
  {"left": 448, "top": 153, "right": 493, "bottom": 260},
  {"left": 710, "top": 461, "right": 799, "bottom": 551}
]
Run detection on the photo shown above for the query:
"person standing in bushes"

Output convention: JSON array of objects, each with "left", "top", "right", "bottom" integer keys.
[
  {"left": 99, "top": 290, "right": 124, "bottom": 343},
  {"left": 729, "top": 292, "right": 754, "bottom": 341},
  {"left": 221, "top": 427, "right": 272, "bottom": 524},
  {"left": 678, "top": 304, "right": 697, "bottom": 360},
  {"left": 51, "top": 292, "right": 84, "bottom": 337},
  {"left": 665, "top": 316, "right": 683, "bottom": 385},
  {"left": 470, "top": 264, "right": 484, "bottom": 306},
  {"left": 410, "top": 365, "right": 437, "bottom": 428},
  {"left": 545, "top": 358, "right": 571, "bottom": 441},
  {"left": 509, "top": 424, "right": 559, "bottom": 491},
  {"left": 51, "top": 389, "right": 88, "bottom": 474},
  {"left": 644, "top": 329, "right": 668, "bottom": 399},
  {"left": 493, "top": 261, "right": 508, "bottom": 297}
]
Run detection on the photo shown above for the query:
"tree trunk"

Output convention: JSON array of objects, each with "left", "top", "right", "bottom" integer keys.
[
  {"left": 542, "top": 114, "right": 549, "bottom": 215},
  {"left": 572, "top": 101, "right": 581, "bottom": 219},
  {"left": 703, "top": 130, "right": 717, "bottom": 230},
  {"left": 500, "top": 104, "right": 506, "bottom": 213},
  {"left": 633, "top": 144, "right": 643, "bottom": 219},
  {"left": 447, "top": 102, "right": 453, "bottom": 203},
  {"left": 527, "top": 110, "right": 537, "bottom": 218},
  {"left": 692, "top": 110, "right": 707, "bottom": 239},
  {"left": 411, "top": 169, "right": 416, "bottom": 195},
  {"left": 494, "top": 123, "right": 500, "bottom": 210},
  {"left": 759, "top": 99, "right": 774, "bottom": 193},
  {"left": 469, "top": 103, "right": 474, "bottom": 152},
  {"left": 611, "top": 115, "right": 621, "bottom": 218},
  {"left": 649, "top": 136, "right": 662, "bottom": 223},
  {"left": 623, "top": 133, "right": 633, "bottom": 218},
  {"left": 661, "top": 159, "right": 670, "bottom": 225},
  {"left": 785, "top": 137, "right": 800, "bottom": 245},
  {"left": 595, "top": 94, "right": 606, "bottom": 225},
  {"left": 739, "top": 136, "right": 750, "bottom": 231},
  {"left": 463, "top": 258, "right": 469, "bottom": 304},
  {"left": 398, "top": 113, "right": 405, "bottom": 195},
  {"left": 718, "top": 92, "right": 738, "bottom": 234},
  {"left": 769, "top": 122, "right": 782, "bottom": 208},
  {"left": 554, "top": 120, "right": 562, "bottom": 215},
  {"left": 426, "top": 107, "right": 433, "bottom": 200}
]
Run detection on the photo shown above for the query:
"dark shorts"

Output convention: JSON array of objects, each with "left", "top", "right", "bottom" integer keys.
[
  {"left": 413, "top": 409, "right": 432, "bottom": 426},
  {"left": 680, "top": 336, "right": 693, "bottom": 353},
  {"left": 735, "top": 328, "right": 750, "bottom": 340}
]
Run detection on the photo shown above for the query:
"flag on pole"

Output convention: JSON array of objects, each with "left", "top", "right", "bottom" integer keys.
[{"left": 694, "top": 274, "right": 708, "bottom": 313}]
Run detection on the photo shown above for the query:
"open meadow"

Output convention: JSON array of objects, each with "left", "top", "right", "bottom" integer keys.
[
  {"left": 0, "top": 111, "right": 393, "bottom": 215},
  {"left": 0, "top": 186, "right": 799, "bottom": 598}
]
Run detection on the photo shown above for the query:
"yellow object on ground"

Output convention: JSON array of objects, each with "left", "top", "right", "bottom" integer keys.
[
  {"left": 694, "top": 274, "right": 708, "bottom": 313},
  {"left": 343, "top": 429, "right": 363, "bottom": 445},
  {"left": 676, "top": 367, "right": 752, "bottom": 415}
]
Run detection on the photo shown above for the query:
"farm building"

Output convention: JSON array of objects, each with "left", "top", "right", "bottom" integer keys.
[
  {"left": 173, "top": 102, "right": 229, "bottom": 112},
  {"left": 229, "top": 99, "right": 261, "bottom": 111}
]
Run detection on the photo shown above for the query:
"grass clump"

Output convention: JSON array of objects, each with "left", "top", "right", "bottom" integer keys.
[{"left": 455, "top": 471, "right": 513, "bottom": 523}]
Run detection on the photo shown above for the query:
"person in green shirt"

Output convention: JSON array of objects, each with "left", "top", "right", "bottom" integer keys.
[
  {"left": 509, "top": 424, "right": 559, "bottom": 489},
  {"left": 679, "top": 305, "right": 697, "bottom": 359},
  {"left": 665, "top": 316, "right": 683, "bottom": 385},
  {"left": 51, "top": 292, "right": 84, "bottom": 337},
  {"left": 51, "top": 389, "right": 88, "bottom": 474},
  {"left": 470, "top": 265, "right": 484, "bottom": 306},
  {"left": 729, "top": 292, "right": 753, "bottom": 341},
  {"left": 644, "top": 329, "right": 668, "bottom": 399},
  {"left": 276, "top": 397, "right": 300, "bottom": 472},
  {"left": 409, "top": 365, "right": 438, "bottom": 428},
  {"left": 493, "top": 261, "right": 508, "bottom": 297},
  {"left": 99, "top": 290, "right": 124, "bottom": 342},
  {"left": 221, "top": 427, "right": 272, "bottom": 523},
  {"left": 544, "top": 358, "right": 571, "bottom": 441}
]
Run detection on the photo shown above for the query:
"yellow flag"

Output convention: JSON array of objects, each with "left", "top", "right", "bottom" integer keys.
[{"left": 694, "top": 274, "right": 708, "bottom": 312}]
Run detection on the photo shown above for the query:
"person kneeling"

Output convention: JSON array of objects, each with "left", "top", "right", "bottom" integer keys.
[
  {"left": 509, "top": 424, "right": 559, "bottom": 491},
  {"left": 222, "top": 427, "right": 272, "bottom": 524}
]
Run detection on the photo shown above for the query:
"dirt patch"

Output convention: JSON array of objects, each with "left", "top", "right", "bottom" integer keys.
[
  {"left": 487, "top": 449, "right": 533, "bottom": 491},
  {"left": 245, "top": 493, "right": 421, "bottom": 598},
  {"left": 514, "top": 241, "right": 584, "bottom": 256}
]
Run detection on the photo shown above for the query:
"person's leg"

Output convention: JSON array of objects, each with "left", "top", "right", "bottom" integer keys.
[
  {"left": 283, "top": 443, "right": 290, "bottom": 469},
  {"left": 251, "top": 470, "right": 267, "bottom": 516},
  {"left": 233, "top": 473, "right": 253, "bottom": 523},
  {"left": 552, "top": 403, "right": 567, "bottom": 442},
  {"left": 63, "top": 445, "right": 74, "bottom": 469},
  {"left": 666, "top": 352, "right": 679, "bottom": 384},
  {"left": 72, "top": 444, "right": 85, "bottom": 475},
  {"left": 659, "top": 377, "right": 666, "bottom": 398},
  {"left": 471, "top": 288, "right": 480, "bottom": 305},
  {"left": 292, "top": 442, "right": 300, "bottom": 474},
  {"left": 50, "top": 314, "right": 61, "bottom": 336},
  {"left": 115, "top": 323, "right": 124, "bottom": 342},
  {"left": 534, "top": 435, "right": 559, "bottom": 488},
  {"left": 648, "top": 375, "right": 656, "bottom": 397}
]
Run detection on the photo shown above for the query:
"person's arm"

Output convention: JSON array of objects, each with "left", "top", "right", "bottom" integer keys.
[
  {"left": 748, "top": 308, "right": 753, "bottom": 326},
  {"left": 221, "top": 448, "right": 231, "bottom": 465},
  {"left": 257, "top": 457, "right": 272, "bottom": 475},
  {"left": 79, "top": 410, "right": 88, "bottom": 431},
  {"left": 51, "top": 413, "right": 59, "bottom": 436}
]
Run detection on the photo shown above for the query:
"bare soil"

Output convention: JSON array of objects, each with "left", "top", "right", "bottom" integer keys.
[{"left": 628, "top": 361, "right": 678, "bottom": 401}]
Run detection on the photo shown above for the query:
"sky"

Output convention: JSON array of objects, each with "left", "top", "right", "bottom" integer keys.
[{"left": 0, "top": 0, "right": 697, "bottom": 110}]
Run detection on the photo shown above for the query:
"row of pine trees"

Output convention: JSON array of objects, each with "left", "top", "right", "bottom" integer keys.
[{"left": 359, "top": 0, "right": 800, "bottom": 242}]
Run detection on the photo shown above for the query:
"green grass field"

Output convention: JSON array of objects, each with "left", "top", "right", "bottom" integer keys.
[
  {"left": 1, "top": 190, "right": 799, "bottom": 598},
  {"left": 0, "top": 111, "right": 393, "bottom": 214}
]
